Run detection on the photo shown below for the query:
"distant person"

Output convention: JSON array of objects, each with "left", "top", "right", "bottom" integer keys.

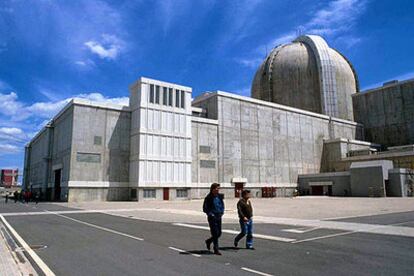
[
  {"left": 234, "top": 190, "right": 254, "bottom": 250},
  {"left": 203, "top": 183, "right": 224, "bottom": 255},
  {"left": 24, "top": 191, "right": 29, "bottom": 203},
  {"left": 34, "top": 192, "right": 40, "bottom": 204},
  {"left": 14, "top": 191, "right": 18, "bottom": 203},
  {"left": 5, "top": 194, "right": 8, "bottom": 203}
]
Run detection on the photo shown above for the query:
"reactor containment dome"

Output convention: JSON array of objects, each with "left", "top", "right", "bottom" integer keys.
[{"left": 251, "top": 35, "right": 359, "bottom": 121}]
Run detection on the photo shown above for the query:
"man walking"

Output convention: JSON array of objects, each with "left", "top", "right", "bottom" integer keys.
[
  {"left": 203, "top": 183, "right": 224, "bottom": 255},
  {"left": 234, "top": 190, "right": 254, "bottom": 250}
]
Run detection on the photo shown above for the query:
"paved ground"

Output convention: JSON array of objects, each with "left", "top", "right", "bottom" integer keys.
[{"left": 0, "top": 197, "right": 414, "bottom": 276}]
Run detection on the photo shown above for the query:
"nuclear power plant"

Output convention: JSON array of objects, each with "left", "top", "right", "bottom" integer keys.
[{"left": 23, "top": 35, "right": 414, "bottom": 201}]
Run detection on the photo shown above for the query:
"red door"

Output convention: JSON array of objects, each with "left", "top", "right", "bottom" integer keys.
[
  {"left": 235, "top": 183, "right": 244, "bottom": 198},
  {"left": 163, "top": 188, "right": 169, "bottom": 200}
]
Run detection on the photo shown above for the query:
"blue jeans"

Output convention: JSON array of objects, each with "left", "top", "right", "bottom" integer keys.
[
  {"left": 206, "top": 215, "right": 222, "bottom": 251},
  {"left": 235, "top": 218, "right": 253, "bottom": 248}
]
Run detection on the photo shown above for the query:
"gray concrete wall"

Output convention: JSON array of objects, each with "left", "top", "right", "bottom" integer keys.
[
  {"left": 353, "top": 79, "right": 414, "bottom": 147},
  {"left": 350, "top": 160, "right": 393, "bottom": 197},
  {"left": 388, "top": 168, "right": 414, "bottom": 197},
  {"left": 24, "top": 105, "right": 74, "bottom": 200},
  {"left": 193, "top": 92, "right": 363, "bottom": 188},
  {"left": 321, "top": 138, "right": 379, "bottom": 172},
  {"left": 191, "top": 118, "right": 219, "bottom": 187},
  {"left": 68, "top": 187, "right": 130, "bottom": 202},
  {"left": 25, "top": 129, "right": 50, "bottom": 191},
  {"left": 68, "top": 104, "right": 130, "bottom": 201}
]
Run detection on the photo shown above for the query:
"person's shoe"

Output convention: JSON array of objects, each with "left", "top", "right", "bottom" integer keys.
[
  {"left": 205, "top": 240, "right": 211, "bottom": 251},
  {"left": 214, "top": 250, "right": 222, "bottom": 255},
  {"left": 234, "top": 240, "right": 238, "bottom": 248},
  {"left": 246, "top": 247, "right": 255, "bottom": 250}
]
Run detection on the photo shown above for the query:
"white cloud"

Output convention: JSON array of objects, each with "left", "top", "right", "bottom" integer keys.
[
  {"left": 85, "top": 34, "right": 124, "bottom": 60},
  {"left": 0, "top": 127, "right": 23, "bottom": 136},
  {"left": 0, "top": 92, "right": 24, "bottom": 117},
  {"left": 239, "top": 0, "right": 368, "bottom": 69},
  {"left": 271, "top": 0, "right": 368, "bottom": 47},
  {"left": 75, "top": 59, "right": 95, "bottom": 69},
  {"left": 0, "top": 91, "right": 128, "bottom": 123},
  {"left": 237, "top": 58, "right": 264, "bottom": 69},
  {"left": 76, "top": 92, "right": 129, "bottom": 106},
  {"left": 0, "top": 143, "right": 21, "bottom": 154},
  {"left": 0, "top": 127, "right": 27, "bottom": 144}
]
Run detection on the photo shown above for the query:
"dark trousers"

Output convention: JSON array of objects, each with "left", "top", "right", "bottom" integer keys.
[
  {"left": 206, "top": 215, "right": 222, "bottom": 251},
  {"left": 234, "top": 218, "right": 253, "bottom": 248}
]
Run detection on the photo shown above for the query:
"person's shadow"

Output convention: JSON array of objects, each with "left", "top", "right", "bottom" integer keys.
[{"left": 181, "top": 247, "right": 239, "bottom": 256}]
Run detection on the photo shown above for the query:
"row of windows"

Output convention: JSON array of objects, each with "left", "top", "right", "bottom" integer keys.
[
  {"left": 143, "top": 188, "right": 188, "bottom": 198},
  {"left": 149, "top": 84, "right": 185, "bottom": 108}
]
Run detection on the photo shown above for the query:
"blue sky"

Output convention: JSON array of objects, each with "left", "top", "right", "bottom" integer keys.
[{"left": 0, "top": 0, "right": 413, "bottom": 177}]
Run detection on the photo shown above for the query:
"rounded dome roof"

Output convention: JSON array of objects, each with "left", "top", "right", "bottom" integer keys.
[{"left": 251, "top": 35, "right": 359, "bottom": 121}]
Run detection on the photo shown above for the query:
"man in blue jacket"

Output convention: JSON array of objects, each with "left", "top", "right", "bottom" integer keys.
[{"left": 203, "top": 183, "right": 224, "bottom": 255}]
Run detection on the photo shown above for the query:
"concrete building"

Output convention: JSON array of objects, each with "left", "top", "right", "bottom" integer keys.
[
  {"left": 352, "top": 78, "right": 414, "bottom": 147},
  {"left": 23, "top": 34, "right": 414, "bottom": 201}
]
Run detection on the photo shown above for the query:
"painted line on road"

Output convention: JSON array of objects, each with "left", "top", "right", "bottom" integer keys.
[
  {"left": 168, "top": 246, "right": 201, "bottom": 257},
  {"left": 0, "top": 214, "right": 55, "bottom": 276},
  {"left": 291, "top": 231, "right": 355, "bottom": 244},
  {"left": 282, "top": 227, "right": 319, "bottom": 234},
  {"left": 321, "top": 210, "right": 414, "bottom": 221},
  {"left": 44, "top": 210, "right": 144, "bottom": 242},
  {"left": 173, "top": 223, "right": 296, "bottom": 242},
  {"left": 241, "top": 267, "right": 274, "bottom": 276}
]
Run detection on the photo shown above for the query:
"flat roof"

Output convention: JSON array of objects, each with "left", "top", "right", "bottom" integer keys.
[
  {"left": 193, "top": 90, "right": 362, "bottom": 127},
  {"left": 356, "top": 77, "right": 414, "bottom": 95},
  {"left": 129, "top": 76, "right": 192, "bottom": 91}
]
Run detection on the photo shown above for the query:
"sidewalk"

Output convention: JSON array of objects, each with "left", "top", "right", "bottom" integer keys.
[{"left": 0, "top": 218, "right": 38, "bottom": 276}]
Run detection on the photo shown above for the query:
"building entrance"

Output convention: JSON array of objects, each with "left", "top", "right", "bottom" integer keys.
[
  {"left": 163, "top": 188, "right": 169, "bottom": 200},
  {"left": 234, "top": 183, "right": 244, "bottom": 198}
]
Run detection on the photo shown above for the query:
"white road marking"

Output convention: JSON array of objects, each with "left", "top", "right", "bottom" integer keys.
[
  {"left": 291, "top": 231, "right": 355, "bottom": 244},
  {"left": 0, "top": 214, "right": 56, "bottom": 276},
  {"left": 282, "top": 227, "right": 318, "bottom": 234},
  {"left": 322, "top": 210, "right": 414, "bottom": 221},
  {"left": 44, "top": 210, "right": 144, "bottom": 241},
  {"left": 173, "top": 223, "right": 296, "bottom": 242},
  {"left": 253, "top": 215, "right": 414, "bottom": 238},
  {"left": 241, "top": 267, "right": 274, "bottom": 276},
  {"left": 168, "top": 246, "right": 201, "bottom": 257}
]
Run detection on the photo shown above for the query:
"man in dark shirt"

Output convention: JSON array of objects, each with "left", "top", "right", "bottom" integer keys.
[
  {"left": 234, "top": 189, "right": 254, "bottom": 249},
  {"left": 203, "top": 183, "right": 224, "bottom": 255}
]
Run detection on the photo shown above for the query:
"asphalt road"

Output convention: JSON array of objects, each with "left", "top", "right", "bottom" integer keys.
[{"left": 1, "top": 202, "right": 414, "bottom": 276}]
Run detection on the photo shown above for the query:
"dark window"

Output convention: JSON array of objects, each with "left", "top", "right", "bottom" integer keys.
[
  {"left": 168, "top": 88, "right": 173, "bottom": 106},
  {"left": 130, "top": 188, "right": 137, "bottom": 198},
  {"left": 200, "top": 160, "right": 216, "bottom": 168},
  {"left": 199, "top": 146, "right": 211, "bottom": 154},
  {"left": 149, "top": 84, "right": 155, "bottom": 103},
  {"left": 163, "top": 87, "right": 168, "bottom": 105},
  {"left": 181, "top": 90, "right": 185, "bottom": 108},
  {"left": 175, "top": 89, "right": 180, "bottom": 108},
  {"left": 94, "top": 136, "right": 102, "bottom": 145},
  {"left": 155, "top": 85, "right": 160, "bottom": 104},
  {"left": 76, "top": 153, "right": 101, "bottom": 163},
  {"left": 143, "top": 189, "right": 156, "bottom": 198},
  {"left": 176, "top": 189, "right": 188, "bottom": 198}
]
